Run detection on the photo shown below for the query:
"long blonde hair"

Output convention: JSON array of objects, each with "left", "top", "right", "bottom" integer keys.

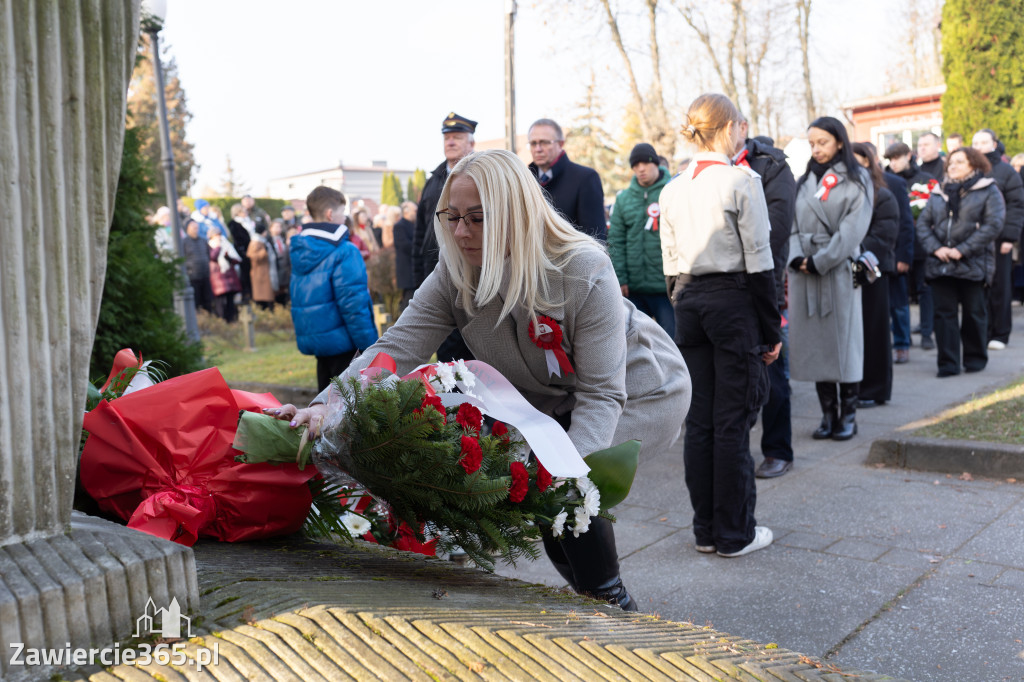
[{"left": 435, "top": 149, "right": 604, "bottom": 324}]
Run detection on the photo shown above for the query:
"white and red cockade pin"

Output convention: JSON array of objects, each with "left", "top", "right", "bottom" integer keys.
[
  {"left": 528, "top": 315, "right": 574, "bottom": 378},
  {"left": 814, "top": 172, "right": 839, "bottom": 201},
  {"left": 644, "top": 203, "right": 660, "bottom": 231}
]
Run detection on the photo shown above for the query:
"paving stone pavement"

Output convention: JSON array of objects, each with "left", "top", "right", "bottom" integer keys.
[
  {"left": 54, "top": 539, "right": 900, "bottom": 681},
  {"left": 498, "top": 304, "right": 1024, "bottom": 682}
]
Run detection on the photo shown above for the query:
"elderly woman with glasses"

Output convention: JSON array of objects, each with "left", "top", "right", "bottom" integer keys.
[{"left": 271, "top": 149, "right": 690, "bottom": 611}]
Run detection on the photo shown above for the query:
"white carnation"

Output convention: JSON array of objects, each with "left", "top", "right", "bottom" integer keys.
[
  {"left": 572, "top": 506, "right": 591, "bottom": 537},
  {"left": 551, "top": 509, "right": 568, "bottom": 538},
  {"left": 433, "top": 363, "right": 457, "bottom": 392},
  {"left": 582, "top": 488, "right": 601, "bottom": 517},
  {"left": 453, "top": 359, "right": 476, "bottom": 388},
  {"left": 575, "top": 476, "right": 597, "bottom": 496},
  {"left": 341, "top": 512, "right": 371, "bottom": 536}
]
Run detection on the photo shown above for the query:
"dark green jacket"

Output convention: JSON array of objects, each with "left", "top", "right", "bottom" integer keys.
[{"left": 608, "top": 167, "right": 670, "bottom": 294}]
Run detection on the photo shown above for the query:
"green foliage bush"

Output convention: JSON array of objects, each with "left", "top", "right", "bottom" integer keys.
[
  {"left": 380, "top": 171, "right": 403, "bottom": 206},
  {"left": 90, "top": 126, "right": 205, "bottom": 381},
  {"left": 942, "top": 0, "right": 1024, "bottom": 153}
]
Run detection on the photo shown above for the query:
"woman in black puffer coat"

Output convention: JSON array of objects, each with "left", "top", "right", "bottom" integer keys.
[
  {"left": 852, "top": 143, "right": 899, "bottom": 406},
  {"left": 916, "top": 147, "right": 1005, "bottom": 377}
]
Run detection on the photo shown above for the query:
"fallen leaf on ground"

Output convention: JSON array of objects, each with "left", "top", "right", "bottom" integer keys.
[{"left": 960, "top": 472, "right": 974, "bottom": 481}]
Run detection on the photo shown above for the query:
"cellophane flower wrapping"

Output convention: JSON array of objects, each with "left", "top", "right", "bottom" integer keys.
[{"left": 80, "top": 367, "right": 317, "bottom": 546}]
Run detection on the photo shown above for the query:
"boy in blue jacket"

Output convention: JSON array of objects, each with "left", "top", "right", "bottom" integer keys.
[{"left": 289, "top": 186, "right": 378, "bottom": 391}]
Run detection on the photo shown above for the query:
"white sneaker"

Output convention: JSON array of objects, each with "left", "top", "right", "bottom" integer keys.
[
  {"left": 717, "top": 526, "right": 773, "bottom": 557},
  {"left": 989, "top": 340, "right": 1006, "bottom": 350},
  {"left": 695, "top": 544, "right": 716, "bottom": 554}
]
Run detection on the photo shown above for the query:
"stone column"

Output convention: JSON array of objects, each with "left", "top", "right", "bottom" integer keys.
[{"left": 0, "top": 2, "right": 197, "bottom": 676}]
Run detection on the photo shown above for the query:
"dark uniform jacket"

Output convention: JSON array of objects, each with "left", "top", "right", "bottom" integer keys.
[
  {"left": 984, "top": 151, "right": 1024, "bottom": 244},
  {"left": 862, "top": 185, "right": 900, "bottom": 274},
  {"left": 411, "top": 161, "right": 448, "bottom": 287}
]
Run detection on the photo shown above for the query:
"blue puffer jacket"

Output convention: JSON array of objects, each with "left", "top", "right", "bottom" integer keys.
[{"left": 289, "top": 223, "right": 378, "bottom": 357}]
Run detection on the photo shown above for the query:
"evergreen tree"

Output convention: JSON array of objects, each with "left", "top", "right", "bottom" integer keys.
[
  {"left": 565, "top": 72, "right": 630, "bottom": 193},
  {"left": 381, "top": 171, "right": 402, "bottom": 206},
  {"left": 410, "top": 168, "right": 427, "bottom": 202},
  {"left": 406, "top": 176, "right": 416, "bottom": 204},
  {"left": 942, "top": 0, "right": 1024, "bottom": 153},
  {"left": 127, "top": 34, "right": 199, "bottom": 198},
  {"left": 90, "top": 125, "right": 204, "bottom": 381}
]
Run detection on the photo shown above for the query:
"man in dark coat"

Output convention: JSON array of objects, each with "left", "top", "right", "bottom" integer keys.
[
  {"left": 916, "top": 132, "right": 945, "bottom": 181},
  {"left": 734, "top": 129, "right": 796, "bottom": 478},
  {"left": 885, "top": 142, "right": 934, "bottom": 357},
  {"left": 973, "top": 129, "right": 1024, "bottom": 349},
  {"left": 394, "top": 201, "right": 417, "bottom": 312},
  {"left": 527, "top": 118, "right": 606, "bottom": 241},
  {"left": 411, "top": 112, "right": 477, "bottom": 361}
]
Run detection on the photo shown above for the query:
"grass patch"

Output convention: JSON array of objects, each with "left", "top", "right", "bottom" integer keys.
[
  {"left": 197, "top": 306, "right": 316, "bottom": 386},
  {"left": 910, "top": 376, "right": 1024, "bottom": 445}
]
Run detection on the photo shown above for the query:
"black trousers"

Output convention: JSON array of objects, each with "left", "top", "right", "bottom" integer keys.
[
  {"left": 674, "top": 275, "right": 768, "bottom": 554},
  {"left": 316, "top": 350, "right": 357, "bottom": 393},
  {"left": 932, "top": 277, "right": 988, "bottom": 374},
  {"left": 860, "top": 274, "right": 893, "bottom": 402},
  {"left": 540, "top": 412, "right": 623, "bottom": 594},
  {"left": 988, "top": 249, "right": 1013, "bottom": 344}
]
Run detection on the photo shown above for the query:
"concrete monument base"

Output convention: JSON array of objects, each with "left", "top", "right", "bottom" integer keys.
[{"left": 0, "top": 512, "right": 198, "bottom": 680}]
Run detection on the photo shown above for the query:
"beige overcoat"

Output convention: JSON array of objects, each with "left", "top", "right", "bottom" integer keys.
[
  {"left": 788, "top": 162, "right": 873, "bottom": 383},
  {"left": 333, "top": 247, "right": 691, "bottom": 459}
]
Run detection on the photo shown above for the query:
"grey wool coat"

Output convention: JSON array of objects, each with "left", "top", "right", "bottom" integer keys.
[
  {"left": 330, "top": 246, "right": 691, "bottom": 460},
  {"left": 788, "top": 162, "right": 874, "bottom": 383}
]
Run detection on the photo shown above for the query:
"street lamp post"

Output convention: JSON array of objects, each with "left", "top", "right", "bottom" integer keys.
[{"left": 141, "top": 0, "right": 200, "bottom": 343}]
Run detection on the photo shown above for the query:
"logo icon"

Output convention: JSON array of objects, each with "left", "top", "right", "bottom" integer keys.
[{"left": 134, "top": 597, "right": 192, "bottom": 639}]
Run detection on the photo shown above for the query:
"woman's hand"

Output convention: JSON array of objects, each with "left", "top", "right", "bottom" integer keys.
[
  {"left": 262, "top": 403, "right": 330, "bottom": 438},
  {"left": 762, "top": 342, "right": 782, "bottom": 365},
  {"left": 933, "top": 246, "right": 952, "bottom": 263},
  {"left": 948, "top": 247, "right": 963, "bottom": 261}
]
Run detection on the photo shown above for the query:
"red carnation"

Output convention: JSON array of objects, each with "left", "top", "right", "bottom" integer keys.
[
  {"left": 459, "top": 435, "right": 483, "bottom": 474},
  {"left": 455, "top": 403, "right": 483, "bottom": 433},
  {"left": 536, "top": 462, "right": 552, "bottom": 492},
  {"left": 492, "top": 421, "right": 509, "bottom": 439},
  {"left": 416, "top": 394, "right": 446, "bottom": 422},
  {"left": 509, "top": 461, "right": 529, "bottom": 502}
]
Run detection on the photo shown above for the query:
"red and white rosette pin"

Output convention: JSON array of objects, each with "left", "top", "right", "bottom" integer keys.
[
  {"left": 528, "top": 315, "right": 574, "bottom": 378},
  {"left": 814, "top": 172, "right": 839, "bottom": 201},
  {"left": 644, "top": 202, "right": 660, "bottom": 231}
]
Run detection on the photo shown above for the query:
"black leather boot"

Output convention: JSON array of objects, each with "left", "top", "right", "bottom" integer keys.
[
  {"left": 540, "top": 535, "right": 578, "bottom": 590},
  {"left": 813, "top": 382, "right": 838, "bottom": 440},
  {"left": 543, "top": 517, "right": 637, "bottom": 611},
  {"left": 833, "top": 382, "right": 859, "bottom": 440}
]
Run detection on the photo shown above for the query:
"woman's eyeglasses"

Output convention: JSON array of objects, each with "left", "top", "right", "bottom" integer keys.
[{"left": 436, "top": 210, "right": 484, "bottom": 230}]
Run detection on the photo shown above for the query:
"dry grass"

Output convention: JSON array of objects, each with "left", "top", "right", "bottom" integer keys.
[
  {"left": 910, "top": 376, "right": 1024, "bottom": 445},
  {"left": 198, "top": 306, "right": 316, "bottom": 387}
]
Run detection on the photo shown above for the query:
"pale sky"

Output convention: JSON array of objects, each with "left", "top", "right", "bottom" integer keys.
[{"left": 157, "top": 0, "right": 895, "bottom": 197}]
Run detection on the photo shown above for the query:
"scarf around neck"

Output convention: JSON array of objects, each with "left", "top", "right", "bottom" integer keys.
[{"left": 943, "top": 172, "right": 982, "bottom": 221}]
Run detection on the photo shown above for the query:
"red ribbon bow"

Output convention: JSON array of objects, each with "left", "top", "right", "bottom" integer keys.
[
  {"left": 528, "top": 316, "right": 574, "bottom": 377},
  {"left": 817, "top": 172, "right": 839, "bottom": 201}
]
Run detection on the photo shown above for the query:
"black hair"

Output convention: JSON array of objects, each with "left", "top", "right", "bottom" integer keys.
[{"left": 798, "top": 116, "right": 867, "bottom": 194}]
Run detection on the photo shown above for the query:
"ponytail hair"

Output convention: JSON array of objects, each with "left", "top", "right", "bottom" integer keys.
[{"left": 680, "top": 93, "right": 741, "bottom": 154}]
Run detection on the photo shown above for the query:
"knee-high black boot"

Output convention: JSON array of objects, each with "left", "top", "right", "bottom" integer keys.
[
  {"left": 833, "top": 382, "right": 859, "bottom": 440},
  {"left": 542, "top": 517, "right": 637, "bottom": 611},
  {"left": 813, "top": 382, "right": 838, "bottom": 440}
]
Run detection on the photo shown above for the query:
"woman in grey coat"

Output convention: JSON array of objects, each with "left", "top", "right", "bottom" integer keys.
[
  {"left": 916, "top": 147, "right": 1005, "bottom": 377},
  {"left": 271, "top": 149, "right": 690, "bottom": 611},
  {"left": 789, "top": 117, "right": 873, "bottom": 440}
]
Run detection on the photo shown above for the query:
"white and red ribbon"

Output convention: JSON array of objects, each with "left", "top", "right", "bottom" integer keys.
[
  {"left": 528, "top": 315, "right": 574, "bottom": 378},
  {"left": 359, "top": 353, "right": 590, "bottom": 477},
  {"left": 644, "top": 202, "right": 660, "bottom": 231},
  {"left": 814, "top": 172, "right": 839, "bottom": 201}
]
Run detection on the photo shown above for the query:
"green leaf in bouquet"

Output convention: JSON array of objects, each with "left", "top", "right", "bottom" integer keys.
[
  {"left": 233, "top": 411, "right": 313, "bottom": 469},
  {"left": 583, "top": 440, "right": 640, "bottom": 511}
]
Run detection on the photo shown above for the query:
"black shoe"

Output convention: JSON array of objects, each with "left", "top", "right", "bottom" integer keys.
[
  {"left": 912, "top": 325, "right": 922, "bottom": 334},
  {"left": 964, "top": 365, "right": 985, "bottom": 373},
  {"left": 590, "top": 576, "right": 639, "bottom": 611},
  {"left": 857, "top": 399, "right": 886, "bottom": 408},
  {"left": 920, "top": 335, "right": 935, "bottom": 350},
  {"left": 937, "top": 368, "right": 960, "bottom": 377},
  {"left": 755, "top": 457, "right": 792, "bottom": 478}
]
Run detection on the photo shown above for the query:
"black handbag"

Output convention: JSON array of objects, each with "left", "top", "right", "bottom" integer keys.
[{"left": 851, "top": 251, "right": 881, "bottom": 287}]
